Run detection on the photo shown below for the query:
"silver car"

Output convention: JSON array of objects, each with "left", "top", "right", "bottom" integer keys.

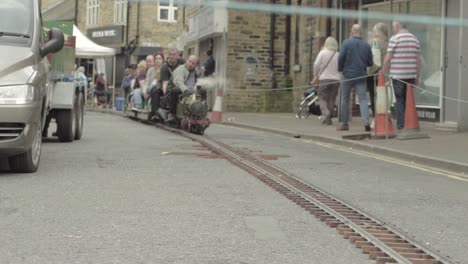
[{"left": 0, "top": 0, "right": 63, "bottom": 173}]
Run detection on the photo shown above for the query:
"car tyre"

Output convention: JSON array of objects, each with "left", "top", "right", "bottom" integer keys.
[
  {"left": 74, "top": 93, "right": 84, "bottom": 140},
  {"left": 9, "top": 122, "right": 42, "bottom": 173},
  {"left": 57, "top": 109, "right": 75, "bottom": 142}
]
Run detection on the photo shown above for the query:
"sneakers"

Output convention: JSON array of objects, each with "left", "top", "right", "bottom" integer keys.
[
  {"left": 322, "top": 115, "right": 333, "bottom": 125},
  {"left": 365, "top": 124, "right": 371, "bottom": 132}
]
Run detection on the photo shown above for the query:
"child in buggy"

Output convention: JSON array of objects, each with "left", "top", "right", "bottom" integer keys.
[{"left": 295, "top": 87, "right": 322, "bottom": 119}]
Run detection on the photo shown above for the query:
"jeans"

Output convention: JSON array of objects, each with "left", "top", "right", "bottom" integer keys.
[
  {"left": 340, "top": 78, "right": 369, "bottom": 126},
  {"left": 366, "top": 75, "right": 376, "bottom": 117},
  {"left": 133, "top": 88, "right": 143, "bottom": 109},
  {"left": 392, "top": 78, "right": 415, "bottom": 130},
  {"left": 150, "top": 88, "right": 164, "bottom": 116}
]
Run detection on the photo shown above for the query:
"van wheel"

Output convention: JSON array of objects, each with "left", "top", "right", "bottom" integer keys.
[
  {"left": 9, "top": 122, "right": 42, "bottom": 173},
  {"left": 74, "top": 93, "right": 84, "bottom": 140},
  {"left": 57, "top": 109, "right": 75, "bottom": 142}
]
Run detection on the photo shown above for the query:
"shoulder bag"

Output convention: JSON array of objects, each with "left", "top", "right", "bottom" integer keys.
[{"left": 311, "top": 51, "right": 336, "bottom": 86}]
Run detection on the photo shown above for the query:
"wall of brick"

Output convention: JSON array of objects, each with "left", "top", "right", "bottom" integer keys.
[
  {"left": 76, "top": 1, "right": 180, "bottom": 55},
  {"left": 224, "top": 90, "right": 293, "bottom": 112},
  {"left": 138, "top": 3, "right": 182, "bottom": 49},
  {"left": 223, "top": 5, "right": 294, "bottom": 112}
]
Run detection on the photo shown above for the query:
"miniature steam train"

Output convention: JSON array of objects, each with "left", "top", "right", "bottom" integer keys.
[{"left": 151, "top": 88, "right": 211, "bottom": 135}]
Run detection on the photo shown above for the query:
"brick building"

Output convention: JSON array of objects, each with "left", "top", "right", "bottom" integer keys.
[
  {"left": 42, "top": 0, "right": 182, "bottom": 88},
  {"left": 176, "top": 0, "right": 338, "bottom": 112},
  {"left": 177, "top": 0, "right": 468, "bottom": 130},
  {"left": 41, "top": 0, "right": 468, "bottom": 129}
]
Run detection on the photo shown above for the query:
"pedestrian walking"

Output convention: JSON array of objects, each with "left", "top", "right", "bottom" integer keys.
[
  {"left": 337, "top": 24, "right": 373, "bottom": 131},
  {"left": 312, "top": 36, "right": 340, "bottom": 125},
  {"left": 74, "top": 66, "right": 88, "bottom": 92},
  {"left": 367, "top": 22, "right": 389, "bottom": 117},
  {"left": 121, "top": 65, "right": 135, "bottom": 103},
  {"left": 383, "top": 21, "right": 421, "bottom": 130}
]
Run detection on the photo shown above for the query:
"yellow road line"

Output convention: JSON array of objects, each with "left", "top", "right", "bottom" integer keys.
[{"left": 300, "top": 139, "right": 468, "bottom": 183}]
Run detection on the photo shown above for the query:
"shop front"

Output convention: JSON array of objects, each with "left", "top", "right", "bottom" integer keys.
[
  {"left": 360, "top": 0, "right": 445, "bottom": 121},
  {"left": 184, "top": 7, "right": 228, "bottom": 107},
  {"left": 87, "top": 25, "right": 125, "bottom": 91}
]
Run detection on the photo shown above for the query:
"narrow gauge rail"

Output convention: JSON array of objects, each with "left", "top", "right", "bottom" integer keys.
[{"left": 131, "top": 117, "right": 455, "bottom": 264}]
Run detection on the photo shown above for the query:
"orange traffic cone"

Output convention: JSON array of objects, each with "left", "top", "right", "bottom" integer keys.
[
  {"left": 373, "top": 71, "right": 395, "bottom": 139},
  {"left": 397, "top": 84, "right": 429, "bottom": 140},
  {"left": 211, "top": 87, "right": 223, "bottom": 123}
]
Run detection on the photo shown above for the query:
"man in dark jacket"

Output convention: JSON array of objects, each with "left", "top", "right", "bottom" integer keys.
[
  {"left": 202, "top": 50, "right": 215, "bottom": 77},
  {"left": 337, "top": 24, "right": 373, "bottom": 131}
]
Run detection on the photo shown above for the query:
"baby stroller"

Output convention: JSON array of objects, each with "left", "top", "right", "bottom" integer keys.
[{"left": 295, "top": 87, "right": 321, "bottom": 119}]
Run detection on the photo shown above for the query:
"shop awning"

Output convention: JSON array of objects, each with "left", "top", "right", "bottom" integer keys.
[
  {"left": 132, "top": 46, "right": 163, "bottom": 56},
  {"left": 73, "top": 25, "right": 116, "bottom": 58}
]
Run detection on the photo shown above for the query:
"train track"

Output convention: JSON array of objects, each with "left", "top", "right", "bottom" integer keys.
[{"left": 133, "top": 117, "right": 455, "bottom": 264}]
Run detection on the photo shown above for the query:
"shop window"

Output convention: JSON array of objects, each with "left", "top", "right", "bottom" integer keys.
[
  {"left": 361, "top": 0, "right": 443, "bottom": 107},
  {"left": 114, "top": 0, "right": 127, "bottom": 25},
  {"left": 158, "top": 0, "right": 178, "bottom": 23},
  {"left": 87, "top": 0, "right": 100, "bottom": 26}
]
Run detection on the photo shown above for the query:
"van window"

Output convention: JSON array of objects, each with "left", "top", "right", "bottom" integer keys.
[{"left": 0, "top": 0, "right": 33, "bottom": 43}]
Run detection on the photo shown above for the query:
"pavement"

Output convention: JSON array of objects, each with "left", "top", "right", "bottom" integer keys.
[
  {"left": 220, "top": 112, "right": 468, "bottom": 176},
  {"left": 88, "top": 106, "right": 468, "bottom": 176}
]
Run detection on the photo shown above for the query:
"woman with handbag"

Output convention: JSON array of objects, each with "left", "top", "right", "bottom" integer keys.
[
  {"left": 312, "top": 36, "right": 341, "bottom": 125},
  {"left": 367, "top": 22, "right": 389, "bottom": 117}
]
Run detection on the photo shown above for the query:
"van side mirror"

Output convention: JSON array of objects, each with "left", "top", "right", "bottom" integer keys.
[{"left": 39, "top": 28, "right": 64, "bottom": 58}]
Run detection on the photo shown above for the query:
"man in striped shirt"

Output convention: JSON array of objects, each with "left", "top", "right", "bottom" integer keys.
[{"left": 383, "top": 21, "right": 421, "bottom": 130}]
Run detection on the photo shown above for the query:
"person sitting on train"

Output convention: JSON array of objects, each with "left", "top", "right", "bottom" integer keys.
[{"left": 166, "top": 55, "right": 206, "bottom": 122}]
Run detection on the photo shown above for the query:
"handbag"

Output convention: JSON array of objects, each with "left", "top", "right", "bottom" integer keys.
[
  {"left": 368, "top": 39, "right": 382, "bottom": 74},
  {"left": 312, "top": 51, "right": 336, "bottom": 86}
]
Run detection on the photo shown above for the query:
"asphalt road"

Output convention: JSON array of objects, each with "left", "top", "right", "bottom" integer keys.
[
  {"left": 0, "top": 111, "right": 375, "bottom": 264},
  {"left": 209, "top": 124, "right": 468, "bottom": 264}
]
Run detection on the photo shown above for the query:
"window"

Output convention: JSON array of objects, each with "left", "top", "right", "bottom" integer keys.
[
  {"left": 114, "top": 0, "right": 127, "bottom": 25},
  {"left": 158, "top": 0, "right": 178, "bottom": 22},
  {"left": 87, "top": 0, "right": 100, "bottom": 26},
  {"left": 361, "top": 0, "right": 443, "bottom": 107}
]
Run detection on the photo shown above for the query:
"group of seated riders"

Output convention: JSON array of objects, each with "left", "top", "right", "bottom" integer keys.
[{"left": 126, "top": 50, "right": 207, "bottom": 123}]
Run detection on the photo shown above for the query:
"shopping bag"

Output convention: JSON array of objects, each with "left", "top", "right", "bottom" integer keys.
[{"left": 368, "top": 40, "right": 382, "bottom": 74}]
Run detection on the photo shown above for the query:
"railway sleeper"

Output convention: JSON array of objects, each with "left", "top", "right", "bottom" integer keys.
[
  {"left": 363, "top": 228, "right": 394, "bottom": 234},
  {"left": 300, "top": 204, "right": 319, "bottom": 210},
  {"left": 384, "top": 242, "right": 417, "bottom": 249},
  {"left": 407, "top": 259, "right": 443, "bottom": 264},
  {"left": 325, "top": 220, "right": 342, "bottom": 228},
  {"left": 370, "top": 233, "right": 403, "bottom": 240},
  {"left": 337, "top": 227, "right": 353, "bottom": 236},
  {"left": 389, "top": 247, "right": 424, "bottom": 254},
  {"left": 379, "top": 238, "right": 409, "bottom": 244},
  {"left": 349, "top": 235, "right": 366, "bottom": 243},
  {"left": 361, "top": 245, "right": 380, "bottom": 254},
  {"left": 376, "top": 257, "right": 398, "bottom": 264},
  {"left": 342, "top": 231, "right": 358, "bottom": 239},
  {"left": 399, "top": 252, "right": 436, "bottom": 260},
  {"left": 369, "top": 250, "right": 388, "bottom": 259},
  {"left": 355, "top": 241, "right": 373, "bottom": 249}
]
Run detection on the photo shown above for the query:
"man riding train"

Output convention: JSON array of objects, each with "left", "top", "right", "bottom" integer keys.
[{"left": 150, "top": 54, "right": 207, "bottom": 123}]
